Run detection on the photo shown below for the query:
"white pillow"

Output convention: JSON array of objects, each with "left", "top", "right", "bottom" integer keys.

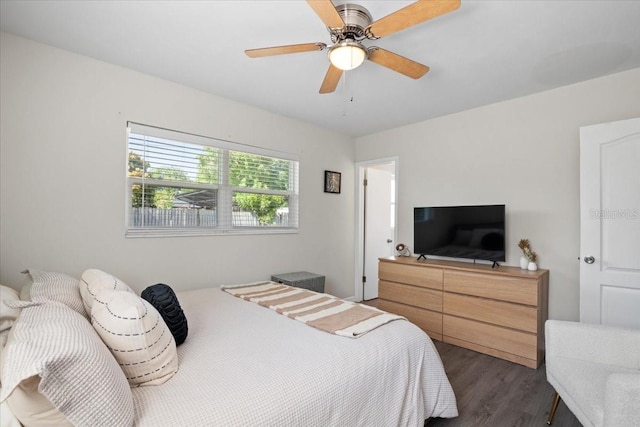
[
  {"left": 23, "top": 270, "right": 88, "bottom": 319},
  {"left": 1, "top": 285, "right": 21, "bottom": 330},
  {"left": 0, "top": 301, "right": 134, "bottom": 426},
  {"left": 19, "top": 272, "right": 32, "bottom": 301},
  {"left": 4, "top": 375, "right": 73, "bottom": 427},
  {"left": 1, "top": 285, "right": 22, "bottom": 351},
  {"left": 1, "top": 328, "right": 72, "bottom": 426},
  {"left": 0, "top": 399, "right": 23, "bottom": 427},
  {"left": 91, "top": 291, "right": 178, "bottom": 387},
  {"left": 79, "top": 269, "right": 134, "bottom": 314}
]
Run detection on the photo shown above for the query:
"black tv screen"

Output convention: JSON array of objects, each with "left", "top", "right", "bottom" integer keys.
[{"left": 414, "top": 205, "right": 505, "bottom": 262}]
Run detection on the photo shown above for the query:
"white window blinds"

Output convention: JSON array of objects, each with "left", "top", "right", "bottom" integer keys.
[{"left": 126, "top": 123, "right": 299, "bottom": 237}]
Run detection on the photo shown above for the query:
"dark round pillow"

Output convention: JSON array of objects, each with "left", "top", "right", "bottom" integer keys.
[
  {"left": 481, "top": 232, "right": 504, "bottom": 251},
  {"left": 141, "top": 284, "right": 188, "bottom": 346}
]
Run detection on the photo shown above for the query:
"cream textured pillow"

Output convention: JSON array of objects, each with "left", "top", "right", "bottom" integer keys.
[
  {"left": 0, "top": 399, "right": 22, "bottom": 427},
  {"left": 22, "top": 270, "right": 88, "bottom": 319},
  {"left": 0, "top": 301, "right": 134, "bottom": 426},
  {"left": 91, "top": 291, "right": 178, "bottom": 387},
  {"left": 1, "top": 328, "right": 72, "bottom": 426},
  {"left": 80, "top": 269, "right": 134, "bottom": 314},
  {"left": 4, "top": 375, "right": 73, "bottom": 427}
]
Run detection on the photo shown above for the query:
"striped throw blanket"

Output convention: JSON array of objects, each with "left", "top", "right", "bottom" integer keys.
[{"left": 222, "top": 282, "right": 405, "bottom": 338}]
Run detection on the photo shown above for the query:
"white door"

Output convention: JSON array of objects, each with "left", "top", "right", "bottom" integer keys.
[
  {"left": 580, "top": 117, "right": 640, "bottom": 328},
  {"left": 362, "top": 164, "right": 395, "bottom": 301}
]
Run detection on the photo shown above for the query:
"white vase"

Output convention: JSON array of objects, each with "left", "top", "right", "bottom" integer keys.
[
  {"left": 519, "top": 257, "right": 529, "bottom": 269},
  {"left": 527, "top": 262, "right": 538, "bottom": 271}
]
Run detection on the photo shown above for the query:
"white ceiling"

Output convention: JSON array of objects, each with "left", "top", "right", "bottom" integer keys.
[{"left": 1, "top": 0, "right": 639, "bottom": 137}]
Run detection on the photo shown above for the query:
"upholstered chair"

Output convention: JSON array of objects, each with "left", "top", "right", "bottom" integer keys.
[{"left": 545, "top": 320, "right": 640, "bottom": 426}]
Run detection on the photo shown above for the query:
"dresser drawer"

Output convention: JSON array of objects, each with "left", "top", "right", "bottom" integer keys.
[
  {"left": 444, "top": 271, "right": 538, "bottom": 306},
  {"left": 378, "top": 300, "right": 442, "bottom": 340},
  {"left": 379, "top": 280, "right": 442, "bottom": 312},
  {"left": 443, "top": 314, "right": 537, "bottom": 359},
  {"left": 379, "top": 262, "right": 443, "bottom": 290},
  {"left": 443, "top": 293, "right": 537, "bottom": 333}
]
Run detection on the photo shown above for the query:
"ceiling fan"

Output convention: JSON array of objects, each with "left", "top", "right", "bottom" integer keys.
[{"left": 245, "top": 0, "right": 461, "bottom": 94}]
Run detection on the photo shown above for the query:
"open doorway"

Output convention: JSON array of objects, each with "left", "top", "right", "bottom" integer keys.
[{"left": 354, "top": 158, "right": 398, "bottom": 301}]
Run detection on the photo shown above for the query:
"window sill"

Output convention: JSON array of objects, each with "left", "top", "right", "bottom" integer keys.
[{"left": 125, "top": 227, "right": 299, "bottom": 238}]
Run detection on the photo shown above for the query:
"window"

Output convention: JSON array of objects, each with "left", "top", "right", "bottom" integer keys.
[{"left": 126, "top": 123, "right": 298, "bottom": 237}]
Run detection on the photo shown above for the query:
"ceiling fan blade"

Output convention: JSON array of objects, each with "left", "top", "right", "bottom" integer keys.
[
  {"left": 306, "top": 0, "right": 345, "bottom": 29},
  {"left": 367, "top": 0, "right": 461, "bottom": 39},
  {"left": 319, "top": 65, "right": 343, "bottom": 94},
  {"left": 245, "top": 42, "right": 326, "bottom": 58},
  {"left": 368, "top": 48, "right": 430, "bottom": 79}
]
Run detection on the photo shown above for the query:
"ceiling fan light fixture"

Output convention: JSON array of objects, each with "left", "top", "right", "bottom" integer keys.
[{"left": 328, "top": 40, "right": 367, "bottom": 71}]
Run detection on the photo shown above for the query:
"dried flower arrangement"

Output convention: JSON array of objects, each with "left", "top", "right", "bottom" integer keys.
[{"left": 518, "top": 239, "right": 537, "bottom": 262}]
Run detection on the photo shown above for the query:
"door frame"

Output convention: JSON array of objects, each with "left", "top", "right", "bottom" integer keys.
[{"left": 354, "top": 157, "right": 398, "bottom": 302}]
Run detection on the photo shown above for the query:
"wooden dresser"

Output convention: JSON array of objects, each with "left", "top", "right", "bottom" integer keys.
[{"left": 378, "top": 257, "right": 549, "bottom": 368}]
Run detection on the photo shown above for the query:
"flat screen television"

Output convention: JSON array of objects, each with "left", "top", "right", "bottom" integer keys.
[{"left": 414, "top": 205, "right": 505, "bottom": 262}]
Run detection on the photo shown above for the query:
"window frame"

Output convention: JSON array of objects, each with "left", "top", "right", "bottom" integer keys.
[{"left": 126, "top": 122, "right": 299, "bottom": 238}]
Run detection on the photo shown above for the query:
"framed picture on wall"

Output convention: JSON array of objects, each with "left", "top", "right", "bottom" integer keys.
[{"left": 324, "top": 170, "right": 341, "bottom": 194}]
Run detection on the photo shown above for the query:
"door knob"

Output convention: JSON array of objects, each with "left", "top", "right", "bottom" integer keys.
[{"left": 584, "top": 256, "right": 595, "bottom": 264}]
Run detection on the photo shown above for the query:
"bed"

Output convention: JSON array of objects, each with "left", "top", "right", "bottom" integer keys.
[{"left": 1, "top": 271, "right": 458, "bottom": 426}]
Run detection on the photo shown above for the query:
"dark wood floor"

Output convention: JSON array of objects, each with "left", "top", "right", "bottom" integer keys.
[
  {"left": 361, "top": 299, "right": 581, "bottom": 427},
  {"left": 426, "top": 340, "right": 581, "bottom": 427}
]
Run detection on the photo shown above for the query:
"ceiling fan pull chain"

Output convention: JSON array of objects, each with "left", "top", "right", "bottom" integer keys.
[{"left": 342, "top": 71, "right": 348, "bottom": 116}]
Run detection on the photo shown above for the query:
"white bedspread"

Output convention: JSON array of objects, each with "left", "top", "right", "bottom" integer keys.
[{"left": 132, "top": 287, "right": 458, "bottom": 426}]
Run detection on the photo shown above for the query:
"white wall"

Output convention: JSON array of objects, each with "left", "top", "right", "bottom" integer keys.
[
  {"left": 355, "top": 68, "right": 640, "bottom": 321},
  {"left": 0, "top": 33, "right": 356, "bottom": 298},
  {"left": 3, "top": 32, "right": 638, "bottom": 319}
]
